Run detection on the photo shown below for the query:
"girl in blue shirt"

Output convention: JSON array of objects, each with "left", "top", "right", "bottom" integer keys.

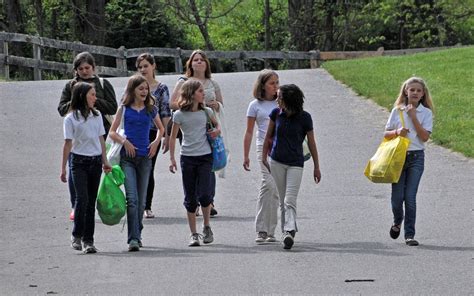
[
  {"left": 109, "top": 75, "right": 165, "bottom": 251},
  {"left": 262, "top": 84, "right": 321, "bottom": 250}
]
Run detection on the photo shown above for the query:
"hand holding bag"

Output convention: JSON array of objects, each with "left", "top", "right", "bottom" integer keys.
[
  {"left": 105, "top": 106, "right": 126, "bottom": 166},
  {"left": 364, "top": 110, "right": 410, "bottom": 183},
  {"left": 204, "top": 109, "right": 227, "bottom": 172}
]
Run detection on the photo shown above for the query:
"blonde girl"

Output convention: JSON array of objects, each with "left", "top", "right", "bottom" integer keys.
[
  {"left": 169, "top": 80, "right": 220, "bottom": 247},
  {"left": 243, "top": 69, "right": 280, "bottom": 243},
  {"left": 109, "top": 75, "right": 165, "bottom": 251},
  {"left": 385, "top": 77, "right": 434, "bottom": 246}
]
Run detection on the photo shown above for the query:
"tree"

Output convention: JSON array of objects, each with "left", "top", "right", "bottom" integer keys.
[
  {"left": 165, "top": 0, "right": 243, "bottom": 51},
  {"left": 71, "top": 0, "right": 106, "bottom": 45},
  {"left": 288, "top": 0, "right": 316, "bottom": 51}
]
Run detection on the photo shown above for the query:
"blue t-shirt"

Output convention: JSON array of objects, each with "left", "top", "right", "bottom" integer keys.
[
  {"left": 122, "top": 106, "right": 158, "bottom": 157},
  {"left": 269, "top": 108, "right": 313, "bottom": 167}
]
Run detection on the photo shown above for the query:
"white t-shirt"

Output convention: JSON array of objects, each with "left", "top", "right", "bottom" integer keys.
[
  {"left": 246, "top": 99, "right": 278, "bottom": 146},
  {"left": 385, "top": 104, "right": 433, "bottom": 151},
  {"left": 173, "top": 107, "right": 212, "bottom": 156},
  {"left": 64, "top": 111, "right": 105, "bottom": 156}
]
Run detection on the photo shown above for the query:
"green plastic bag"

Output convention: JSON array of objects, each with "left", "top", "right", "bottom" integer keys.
[{"left": 97, "top": 165, "right": 126, "bottom": 225}]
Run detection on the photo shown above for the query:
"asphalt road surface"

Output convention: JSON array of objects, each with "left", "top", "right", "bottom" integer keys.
[{"left": 1, "top": 69, "right": 472, "bottom": 295}]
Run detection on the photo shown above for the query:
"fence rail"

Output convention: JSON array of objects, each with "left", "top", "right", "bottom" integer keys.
[{"left": 0, "top": 32, "right": 459, "bottom": 80}]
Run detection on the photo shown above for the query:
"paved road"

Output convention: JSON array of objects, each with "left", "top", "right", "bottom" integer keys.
[{"left": 1, "top": 69, "right": 473, "bottom": 295}]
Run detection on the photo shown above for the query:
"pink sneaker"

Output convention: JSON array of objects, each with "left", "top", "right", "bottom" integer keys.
[{"left": 69, "top": 209, "right": 75, "bottom": 221}]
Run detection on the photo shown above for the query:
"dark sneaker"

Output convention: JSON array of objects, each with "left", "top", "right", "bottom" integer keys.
[
  {"left": 282, "top": 232, "right": 294, "bottom": 250},
  {"left": 82, "top": 243, "right": 97, "bottom": 254},
  {"left": 390, "top": 224, "right": 401, "bottom": 239},
  {"left": 202, "top": 226, "right": 214, "bottom": 244},
  {"left": 128, "top": 240, "right": 140, "bottom": 252},
  {"left": 138, "top": 240, "right": 143, "bottom": 248},
  {"left": 405, "top": 238, "right": 419, "bottom": 246},
  {"left": 210, "top": 206, "right": 218, "bottom": 217},
  {"left": 255, "top": 232, "right": 267, "bottom": 243},
  {"left": 189, "top": 233, "right": 201, "bottom": 247},
  {"left": 71, "top": 236, "right": 82, "bottom": 251}
]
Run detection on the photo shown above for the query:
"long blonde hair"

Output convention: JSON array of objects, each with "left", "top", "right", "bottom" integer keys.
[
  {"left": 178, "top": 80, "right": 205, "bottom": 111},
  {"left": 394, "top": 77, "right": 434, "bottom": 111}
]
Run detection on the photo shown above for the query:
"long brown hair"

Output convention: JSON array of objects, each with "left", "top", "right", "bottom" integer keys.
[
  {"left": 121, "top": 74, "right": 155, "bottom": 113},
  {"left": 178, "top": 80, "right": 205, "bottom": 111},
  {"left": 185, "top": 50, "right": 212, "bottom": 78}
]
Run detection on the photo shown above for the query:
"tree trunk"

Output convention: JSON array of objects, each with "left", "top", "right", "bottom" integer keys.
[
  {"left": 322, "top": 0, "right": 336, "bottom": 51},
  {"left": 264, "top": 0, "right": 271, "bottom": 68},
  {"left": 5, "top": 0, "right": 24, "bottom": 34},
  {"left": 84, "top": 0, "right": 106, "bottom": 46},
  {"left": 32, "top": 0, "right": 44, "bottom": 36},
  {"left": 288, "top": 0, "right": 315, "bottom": 51}
]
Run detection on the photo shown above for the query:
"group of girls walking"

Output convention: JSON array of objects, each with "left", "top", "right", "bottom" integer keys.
[{"left": 59, "top": 50, "right": 433, "bottom": 253}]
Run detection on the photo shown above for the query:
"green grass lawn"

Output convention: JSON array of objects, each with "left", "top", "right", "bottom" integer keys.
[{"left": 323, "top": 46, "right": 474, "bottom": 158}]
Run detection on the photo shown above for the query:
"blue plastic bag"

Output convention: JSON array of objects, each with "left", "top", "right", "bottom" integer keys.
[{"left": 208, "top": 134, "right": 227, "bottom": 172}]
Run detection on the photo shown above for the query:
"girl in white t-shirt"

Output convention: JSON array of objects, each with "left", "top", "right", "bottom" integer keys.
[
  {"left": 243, "top": 69, "right": 280, "bottom": 243},
  {"left": 60, "top": 82, "right": 112, "bottom": 254},
  {"left": 169, "top": 80, "right": 220, "bottom": 247},
  {"left": 385, "top": 77, "right": 434, "bottom": 246}
]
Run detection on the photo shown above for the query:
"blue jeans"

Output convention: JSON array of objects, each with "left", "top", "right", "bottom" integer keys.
[
  {"left": 68, "top": 153, "right": 76, "bottom": 208},
  {"left": 70, "top": 153, "right": 102, "bottom": 244},
  {"left": 121, "top": 156, "right": 152, "bottom": 243},
  {"left": 391, "top": 150, "right": 425, "bottom": 239},
  {"left": 180, "top": 154, "right": 213, "bottom": 213}
]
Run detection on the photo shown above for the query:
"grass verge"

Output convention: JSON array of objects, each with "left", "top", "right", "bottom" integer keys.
[{"left": 323, "top": 46, "right": 474, "bottom": 158}]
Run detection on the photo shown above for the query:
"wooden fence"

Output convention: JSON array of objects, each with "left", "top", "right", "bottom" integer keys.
[{"left": 0, "top": 32, "right": 458, "bottom": 80}]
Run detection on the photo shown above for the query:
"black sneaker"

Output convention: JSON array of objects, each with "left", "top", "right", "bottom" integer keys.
[
  {"left": 71, "top": 236, "right": 82, "bottom": 251},
  {"left": 210, "top": 206, "right": 218, "bottom": 217},
  {"left": 390, "top": 225, "right": 401, "bottom": 239},
  {"left": 282, "top": 232, "right": 294, "bottom": 249}
]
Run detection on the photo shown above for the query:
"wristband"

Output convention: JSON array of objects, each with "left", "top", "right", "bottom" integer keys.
[{"left": 121, "top": 137, "right": 127, "bottom": 144}]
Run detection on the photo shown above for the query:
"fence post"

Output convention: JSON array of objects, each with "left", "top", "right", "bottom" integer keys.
[
  {"left": 33, "top": 43, "right": 42, "bottom": 80},
  {"left": 116, "top": 46, "right": 127, "bottom": 76},
  {"left": 309, "top": 50, "right": 321, "bottom": 68},
  {"left": 175, "top": 47, "right": 183, "bottom": 74},
  {"left": 235, "top": 51, "right": 245, "bottom": 72},
  {"left": 1, "top": 40, "right": 9, "bottom": 80}
]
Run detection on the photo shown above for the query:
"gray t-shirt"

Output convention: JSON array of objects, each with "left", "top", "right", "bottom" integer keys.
[{"left": 173, "top": 107, "right": 212, "bottom": 156}]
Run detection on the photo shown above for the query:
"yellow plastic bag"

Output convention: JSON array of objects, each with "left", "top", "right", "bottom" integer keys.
[{"left": 364, "top": 110, "right": 410, "bottom": 183}]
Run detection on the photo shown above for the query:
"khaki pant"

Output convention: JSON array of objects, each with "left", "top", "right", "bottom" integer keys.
[
  {"left": 270, "top": 159, "right": 303, "bottom": 233},
  {"left": 255, "top": 146, "right": 279, "bottom": 236}
]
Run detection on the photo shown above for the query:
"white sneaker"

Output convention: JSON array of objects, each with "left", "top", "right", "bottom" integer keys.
[
  {"left": 265, "top": 235, "right": 277, "bottom": 243},
  {"left": 189, "top": 233, "right": 200, "bottom": 247}
]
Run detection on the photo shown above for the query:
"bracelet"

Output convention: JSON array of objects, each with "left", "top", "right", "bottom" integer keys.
[{"left": 121, "top": 138, "right": 127, "bottom": 144}]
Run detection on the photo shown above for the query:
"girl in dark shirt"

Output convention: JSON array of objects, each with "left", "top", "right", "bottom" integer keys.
[{"left": 262, "top": 84, "right": 321, "bottom": 250}]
